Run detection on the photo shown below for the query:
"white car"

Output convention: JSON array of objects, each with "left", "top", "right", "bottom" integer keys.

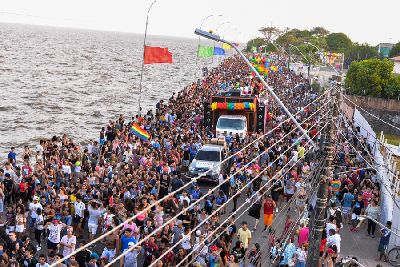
[{"left": 216, "top": 115, "right": 247, "bottom": 140}]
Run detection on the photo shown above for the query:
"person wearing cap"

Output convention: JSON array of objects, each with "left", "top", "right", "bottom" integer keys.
[
  {"left": 206, "top": 245, "right": 223, "bottom": 267},
  {"left": 28, "top": 195, "right": 43, "bottom": 230},
  {"left": 123, "top": 241, "right": 141, "bottom": 267},
  {"left": 34, "top": 208, "right": 45, "bottom": 250}
]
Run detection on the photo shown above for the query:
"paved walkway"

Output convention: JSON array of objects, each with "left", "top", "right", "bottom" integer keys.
[{"left": 340, "top": 220, "right": 391, "bottom": 267}]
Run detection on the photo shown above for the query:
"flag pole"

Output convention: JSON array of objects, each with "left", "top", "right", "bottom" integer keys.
[{"left": 138, "top": 0, "right": 157, "bottom": 116}]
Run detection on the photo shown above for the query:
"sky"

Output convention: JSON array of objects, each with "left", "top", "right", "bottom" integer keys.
[{"left": 1, "top": 0, "right": 399, "bottom": 45}]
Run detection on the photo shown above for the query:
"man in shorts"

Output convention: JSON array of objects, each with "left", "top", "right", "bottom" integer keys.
[
  {"left": 101, "top": 226, "right": 119, "bottom": 262},
  {"left": 73, "top": 194, "right": 85, "bottom": 238},
  {"left": 45, "top": 219, "right": 66, "bottom": 254}
]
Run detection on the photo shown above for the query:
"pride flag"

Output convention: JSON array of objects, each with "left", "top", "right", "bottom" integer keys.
[
  {"left": 213, "top": 47, "right": 225, "bottom": 55},
  {"left": 222, "top": 43, "right": 231, "bottom": 50},
  {"left": 198, "top": 46, "right": 214, "bottom": 58},
  {"left": 130, "top": 123, "right": 150, "bottom": 141}
]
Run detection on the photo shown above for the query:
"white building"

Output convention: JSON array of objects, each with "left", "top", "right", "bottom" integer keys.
[{"left": 390, "top": 56, "right": 400, "bottom": 74}]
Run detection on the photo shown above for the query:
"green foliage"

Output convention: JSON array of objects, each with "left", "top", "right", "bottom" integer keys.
[
  {"left": 276, "top": 29, "right": 312, "bottom": 47},
  {"left": 344, "top": 43, "right": 380, "bottom": 68},
  {"left": 384, "top": 76, "right": 400, "bottom": 98},
  {"left": 345, "top": 58, "right": 400, "bottom": 99},
  {"left": 263, "top": 43, "right": 278, "bottom": 53},
  {"left": 389, "top": 42, "right": 400, "bottom": 58},
  {"left": 246, "top": 37, "right": 266, "bottom": 52},
  {"left": 326, "top": 32, "right": 352, "bottom": 53},
  {"left": 310, "top": 27, "right": 330, "bottom": 37}
]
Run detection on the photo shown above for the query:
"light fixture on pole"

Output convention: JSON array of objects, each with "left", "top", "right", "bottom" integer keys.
[
  {"left": 194, "top": 28, "right": 315, "bottom": 147},
  {"left": 138, "top": 0, "right": 158, "bottom": 115}
]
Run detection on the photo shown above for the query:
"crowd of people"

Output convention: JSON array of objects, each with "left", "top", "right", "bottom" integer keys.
[{"left": 0, "top": 50, "right": 388, "bottom": 267}]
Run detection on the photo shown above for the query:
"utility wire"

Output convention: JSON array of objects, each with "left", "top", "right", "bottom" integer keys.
[{"left": 52, "top": 89, "right": 331, "bottom": 266}]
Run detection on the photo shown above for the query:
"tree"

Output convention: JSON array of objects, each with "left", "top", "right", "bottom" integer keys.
[
  {"left": 326, "top": 32, "right": 352, "bottom": 52},
  {"left": 261, "top": 43, "right": 278, "bottom": 53},
  {"left": 344, "top": 43, "right": 380, "bottom": 68},
  {"left": 389, "top": 42, "right": 400, "bottom": 58},
  {"left": 275, "top": 28, "right": 312, "bottom": 47},
  {"left": 384, "top": 76, "right": 400, "bottom": 99},
  {"left": 310, "top": 27, "right": 330, "bottom": 37},
  {"left": 246, "top": 37, "right": 266, "bottom": 52},
  {"left": 258, "top": 27, "right": 282, "bottom": 44},
  {"left": 345, "top": 58, "right": 399, "bottom": 98}
]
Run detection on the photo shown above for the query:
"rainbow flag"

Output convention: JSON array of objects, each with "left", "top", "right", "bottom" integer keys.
[{"left": 130, "top": 123, "right": 150, "bottom": 141}]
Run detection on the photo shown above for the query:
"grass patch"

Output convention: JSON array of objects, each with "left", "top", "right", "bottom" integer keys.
[{"left": 376, "top": 132, "right": 400, "bottom": 146}]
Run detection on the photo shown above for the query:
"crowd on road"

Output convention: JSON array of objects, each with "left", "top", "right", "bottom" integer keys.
[{"left": 0, "top": 51, "right": 386, "bottom": 267}]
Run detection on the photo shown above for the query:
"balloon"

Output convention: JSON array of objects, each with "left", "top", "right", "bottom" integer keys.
[{"left": 211, "top": 102, "right": 217, "bottom": 110}]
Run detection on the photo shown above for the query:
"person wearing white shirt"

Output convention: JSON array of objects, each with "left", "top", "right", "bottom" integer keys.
[
  {"left": 179, "top": 191, "right": 191, "bottom": 206},
  {"left": 73, "top": 195, "right": 85, "bottom": 238},
  {"left": 327, "top": 229, "right": 341, "bottom": 254},
  {"left": 123, "top": 148, "right": 133, "bottom": 163},
  {"left": 45, "top": 220, "right": 66, "bottom": 253},
  {"left": 181, "top": 228, "right": 192, "bottom": 253},
  {"left": 60, "top": 226, "right": 77, "bottom": 258},
  {"left": 29, "top": 196, "right": 43, "bottom": 228},
  {"left": 87, "top": 141, "right": 93, "bottom": 155},
  {"left": 34, "top": 209, "right": 45, "bottom": 250},
  {"left": 87, "top": 200, "right": 102, "bottom": 241},
  {"left": 62, "top": 161, "right": 71, "bottom": 178}
]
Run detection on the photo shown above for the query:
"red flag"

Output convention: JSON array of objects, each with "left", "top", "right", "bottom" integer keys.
[{"left": 144, "top": 46, "right": 172, "bottom": 64}]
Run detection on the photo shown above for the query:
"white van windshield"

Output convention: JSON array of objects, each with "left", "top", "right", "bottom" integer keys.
[
  {"left": 195, "top": 150, "right": 220, "bottom": 161},
  {"left": 217, "top": 118, "right": 246, "bottom": 130}
]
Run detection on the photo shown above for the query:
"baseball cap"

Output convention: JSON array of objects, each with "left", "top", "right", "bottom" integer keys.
[
  {"left": 210, "top": 245, "right": 218, "bottom": 251},
  {"left": 128, "top": 242, "right": 135, "bottom": 247}
]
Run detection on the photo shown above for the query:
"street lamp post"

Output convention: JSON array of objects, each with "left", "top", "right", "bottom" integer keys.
[
  {"left": 194, "top": 29, "right": 315, "bottom": 146},
  {"left": 138, "top": 0, "right": 158, "bottom": 115},
  {"left": 289, "top": 44, "right": 311, "bottom": 82},
  {"left": 196, "top": 14, "right": 222, "bottom": 68}
]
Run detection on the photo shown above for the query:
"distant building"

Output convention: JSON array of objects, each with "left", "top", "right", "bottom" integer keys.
[
  {"left": 390, "top": 56, "right": 400, "bottom": 74},
  {"left": 377, "top": 43, "right": 394, "bottom": 57}
]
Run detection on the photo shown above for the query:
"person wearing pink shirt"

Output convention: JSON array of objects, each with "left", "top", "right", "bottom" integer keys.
[
  {"left": 298, "top": 223, "right": 309, "bottom": 247},
  {"left": 362, "top": 187, "right": 373, "bottom": 208}
]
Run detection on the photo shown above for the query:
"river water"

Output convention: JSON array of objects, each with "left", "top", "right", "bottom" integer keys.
[{"left": 0, "top": 23, "right": 206, "bottom": 162}]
